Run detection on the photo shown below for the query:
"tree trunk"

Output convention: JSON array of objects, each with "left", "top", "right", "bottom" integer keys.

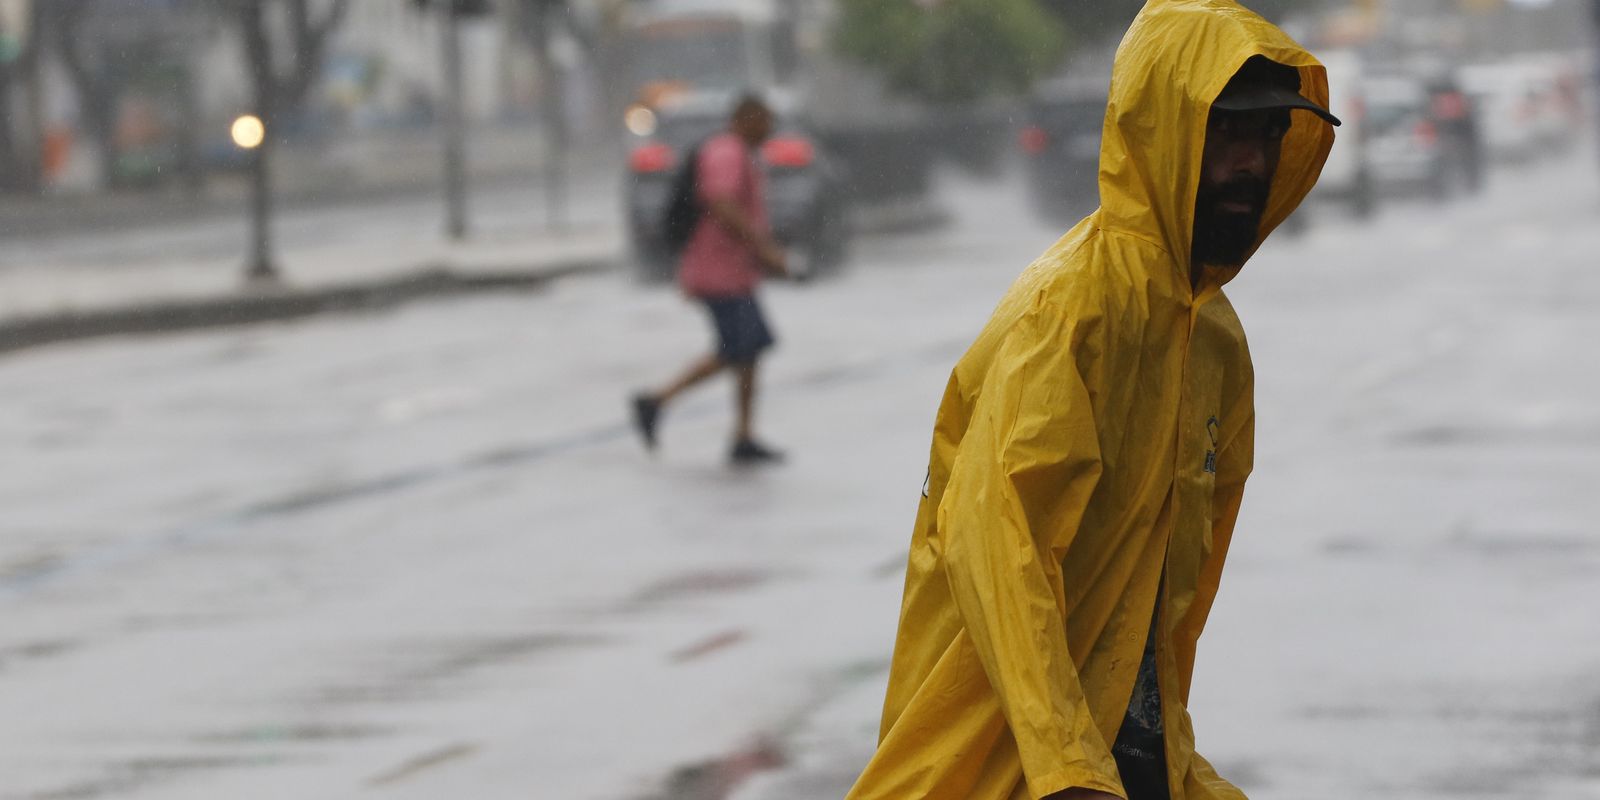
[
  {"left": 52, "top": 3, "right": 123, "bottom": 191},
  {"left": 0, "top": 74, "right": 19, "bottom": 192},
  {"left": 0, "top": 1, "right": 44, "bottom": 193},
  {"left": 242, "top": 0, "right": 278, "bottom": 283},
  {"left": 22, "top": 49, "right": 45, "bottom": 192}
]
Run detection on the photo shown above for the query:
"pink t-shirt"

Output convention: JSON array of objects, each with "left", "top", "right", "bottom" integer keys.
[{"left": 678, "top": 132, "right": 768, "bottom": 299}]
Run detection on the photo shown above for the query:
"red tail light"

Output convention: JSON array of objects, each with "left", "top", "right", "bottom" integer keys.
[
  {"left": 1431, "top": 91, "right": 1467, "bottom": 120},
  {"left": 1019, "top": 125, "right": 1049, "bottom": 155},
  {"left": 1413, "top": 119, "right": 1438, "bottom": 147},
  {"left": 762, "top": 137, "right": 815, "bottom": 168},
  {"left": 629, "top": 142, "right": 675, "bottom": 173}
]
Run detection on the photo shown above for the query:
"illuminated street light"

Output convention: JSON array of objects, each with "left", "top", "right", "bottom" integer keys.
[{"left": 231, "top": 114, "right": 265, "bottom": 150}]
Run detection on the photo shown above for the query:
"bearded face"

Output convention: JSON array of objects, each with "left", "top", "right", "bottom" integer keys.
[{"left": 1191, "top": 108, "right": 1289, "bottom": 270}]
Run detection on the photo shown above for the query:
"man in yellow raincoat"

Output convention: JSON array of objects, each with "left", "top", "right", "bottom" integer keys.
[{"left": 846, "top": 2, "right": 1339, "bottom": 799}]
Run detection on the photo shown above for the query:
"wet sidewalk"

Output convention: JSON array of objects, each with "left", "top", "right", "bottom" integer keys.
[{"left": 0, "top": 176, "right": 622, "bottom": 354}]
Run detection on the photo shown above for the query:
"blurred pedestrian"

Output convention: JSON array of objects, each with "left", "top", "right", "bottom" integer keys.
[
  {"left": 846, "top": 3, "right": 1339, "bottom": 799},
  {"left": 631, "top": 95, "right": 789, "bottom": 465}
]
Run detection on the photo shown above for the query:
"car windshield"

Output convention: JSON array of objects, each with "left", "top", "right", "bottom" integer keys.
[
  {"left": 630, "top": 22, "right": 750, "bottom": 94},
  {"left": 1364, "top": 79, "right": 1426, "bottom": 134},
  {"left": 1368, "top": 102, "right": 1420, "bottom": 134}
]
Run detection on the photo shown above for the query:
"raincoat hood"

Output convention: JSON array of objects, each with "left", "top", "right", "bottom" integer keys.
[{"left": 1098, "top": 0, "right": 1334, "bottom": 288}]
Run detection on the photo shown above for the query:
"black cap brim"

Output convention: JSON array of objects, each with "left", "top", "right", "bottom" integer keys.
[{"left": 1213, "top": 85, "right": 1341, "bottom": 127}]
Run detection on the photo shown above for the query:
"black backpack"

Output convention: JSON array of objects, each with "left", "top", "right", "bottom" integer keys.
[{"left": 661, "top": 141, "right": 705, "bottom": 255}]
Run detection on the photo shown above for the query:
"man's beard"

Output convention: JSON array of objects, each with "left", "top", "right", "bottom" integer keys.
[{"left": 1191, "top": 177, "right": 1270, "bottom": 268}]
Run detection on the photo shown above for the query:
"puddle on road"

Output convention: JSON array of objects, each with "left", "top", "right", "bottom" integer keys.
[
  {"left": 366, "top": 741, "right": 480, "bottom": 787},
  {"left": 670, "top": 629, "right": 747, "bottom": 663},
  {"left": 0, "top": 551, "right": 66, "bottom": 582},
  {"left": 627, "top": 568, "right": 773, "bottom": 607},
  {"left": 0, "top": 638, "right": 78, "bottom": 672},
  {"left": 298, "top": 631, "right": 604, "bottom": 707},
  {"left": 635, "top": 738, "right": 787, "bottom": 800}
]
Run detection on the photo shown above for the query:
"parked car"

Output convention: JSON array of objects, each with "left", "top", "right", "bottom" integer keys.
[
  {"left": 1460, "top": 61, "right": 1551, "bottom": 164},
  {"left": 1017, "top": 76, "right": 1107, "bottom": 219},
  {"left": 1363, "top": 73, "right": 1450, "bottom": 199},
  {"left": 624, "top": 93, "right": 852, "bottom": 282}
]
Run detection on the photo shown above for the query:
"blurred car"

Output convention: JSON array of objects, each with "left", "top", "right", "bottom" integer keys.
[
  {"left": 1459, "top": 61, "right": 1563, "bottom": 164},
  {"left": 1522, "top": 56, "right": 1584, "bottom": 156},
  {"left": 1017, "top": 76, "right": 1107, "bottom": 219},
  {"left": 1363, "top": 73, "right": 1450, "bottom": 199},
  {"left": 624, "top": 94, "right": 852, "bottom": 282},
  {"left": 1309, "top": 49, "right": 1376, "bottom": 218}
]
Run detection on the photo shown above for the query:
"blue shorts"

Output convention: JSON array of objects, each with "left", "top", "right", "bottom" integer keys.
[{"left": 702, "top": 295, "right": 775, "bottom": 366}]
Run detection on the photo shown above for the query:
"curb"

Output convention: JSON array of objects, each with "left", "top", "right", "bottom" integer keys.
[{"left": 0, "top": 257, "right": 614, "bottom": 356}]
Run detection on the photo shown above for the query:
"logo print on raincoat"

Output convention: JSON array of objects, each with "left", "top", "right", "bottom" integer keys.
[{"left": 847, "top": 2, "right": 1334, "bottom": 798}]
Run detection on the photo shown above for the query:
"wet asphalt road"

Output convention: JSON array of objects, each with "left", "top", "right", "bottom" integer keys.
[{"left": 3, "top": 153, "right": 1600, "bottom": 799}]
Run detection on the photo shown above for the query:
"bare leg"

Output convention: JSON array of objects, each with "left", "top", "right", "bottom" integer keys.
[
  {"left": 656, "top": 354, "right": 724, "bottom": 404},
  {"left": 733, "top": 361, "right": 758, "bottom": 442}
]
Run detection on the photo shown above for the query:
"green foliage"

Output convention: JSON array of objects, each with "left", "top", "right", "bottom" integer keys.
[
  {"left": 1037, "top": 0, "right": 1145, "bottom": 41},
  {"left": 834, "top": 0, "right": 1068, "bottom": 104}
]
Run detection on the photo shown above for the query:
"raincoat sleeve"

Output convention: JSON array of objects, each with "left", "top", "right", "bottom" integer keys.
[
  {"left": 1174, "top": 371, "right": 1253, "bottom": 704},
  {"left": 1177, "top": 369, "right": 1254, "bottom": 800},
  {"left": 936, "top": 303, "right": 1124, "bottom": 799}
]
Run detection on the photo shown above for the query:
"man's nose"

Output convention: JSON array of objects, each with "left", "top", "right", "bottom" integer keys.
[{"left": 1227, "top": 140, "right": 1268, "bottom": 177}]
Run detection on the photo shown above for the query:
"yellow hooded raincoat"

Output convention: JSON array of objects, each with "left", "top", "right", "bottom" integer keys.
[{"left": 845, "top": 3, "right": 1334, "bottom": 799}]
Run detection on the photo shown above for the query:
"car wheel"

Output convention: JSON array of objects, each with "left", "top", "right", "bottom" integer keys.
[
  {"left": 1350, "top": 166, "right": 1377, "bottom": 220},
  {"left": 1426, "top": 161, "right": 1451, "bottom": 202}
]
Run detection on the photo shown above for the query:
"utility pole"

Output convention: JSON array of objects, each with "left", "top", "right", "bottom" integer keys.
[
  {"left": 1592, "top": 0, "right": 1600, "bottom": 184},
  {"left": 440, "top": 0, "right": 468, "bottom": 240}
]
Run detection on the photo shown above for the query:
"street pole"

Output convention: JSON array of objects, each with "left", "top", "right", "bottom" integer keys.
[
  {"left": 1592, "top": 0, "right": 1600, "bottom": 185},
  {"left": 441, "top": 0, "right": 468, "bottom": 240},
  {"left": 531, "top": 0, "right": 567, "bottom": 232}
]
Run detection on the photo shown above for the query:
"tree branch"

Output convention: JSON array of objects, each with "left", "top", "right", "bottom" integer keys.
[{"left": 281, "top": 0, "right": 348, "bottom": 112}]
